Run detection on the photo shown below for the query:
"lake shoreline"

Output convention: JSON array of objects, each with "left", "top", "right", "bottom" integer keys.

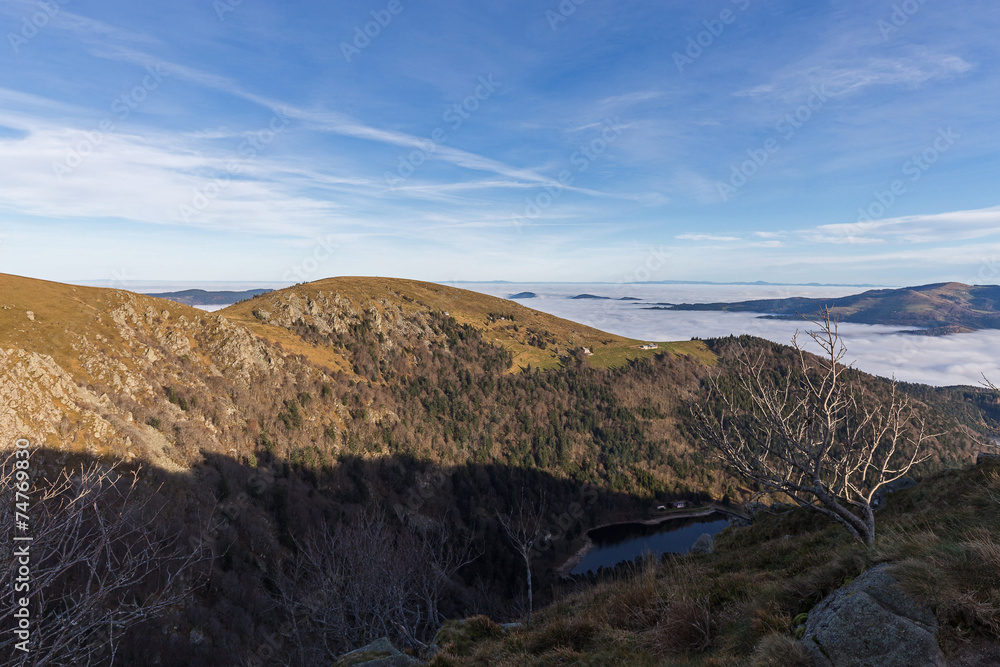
[{"left": 556, "top": 504, "right": 748, "bottom": 578}]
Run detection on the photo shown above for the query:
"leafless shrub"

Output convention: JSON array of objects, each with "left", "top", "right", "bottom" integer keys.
[
  {"left": 270, "top": 508, "right": 477, "bottom": 663},
  {"left": 0, "top": 454, "right": 207, "bottom": 666}
]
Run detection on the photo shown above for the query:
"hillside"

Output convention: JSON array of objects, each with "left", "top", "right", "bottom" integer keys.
[
  {"left": 658, "top": 282, "right": 1000, "bottom": 334},
  {"left": 1, "top": 273, "right": 998, "bottom": 665},
  {"left": 431, "top": 458, "right": 1000, "bottom": 665},
  {"left": 219, "top": 277, "right": 714, "bottom": 370}
]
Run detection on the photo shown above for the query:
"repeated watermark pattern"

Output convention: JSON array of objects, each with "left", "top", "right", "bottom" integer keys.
[
  {"left": 529, "top": 483, "right": 599, "bottom": 561},
  {"left": 51, "top": 65, "right": 168, "bottom": 181},
  {"left": 854, "top": 127, "right": 959, "bottom": 226},
  {"left": 7, "top": 0, "right": 71, "bottom": 54},
  {"left": 716, "top": 84, "right": 830, "bottom": 201},
  {"left": 179, "top": 108, "right": 291, "bottom": 222},
  {"left": 340, "top": 0, "right": 407, "bottom": 63},
  {"left": 384, "top": 75, "right": 501, "bottom": 189},
  {"left": 545, "top": 0, "right": 589, "bottom": 31},
  {"left": 510, "top": 117, "right": 624, "bottom": 232},
  {"left": 673, "top": 0, "right": 752, "bottom": 73},
  {"left": 588, "top": 245, "right": 673, "bottom": 330},
  {"left": 283, "top": 234, "right": 338, "bottom": 283},
  {"left": 877, "top": 0, "right": 929, "bottom": 40},
  {"left": 213, "top": 0, "right": 245, "bottom": 21}
]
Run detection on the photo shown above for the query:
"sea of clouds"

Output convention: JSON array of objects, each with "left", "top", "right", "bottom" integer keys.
[{"left": 447, "top": 283, "right": 1000, "bottom": 388}]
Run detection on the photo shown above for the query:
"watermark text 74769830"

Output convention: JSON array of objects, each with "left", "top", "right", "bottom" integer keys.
[{"left": 11, "top": 438, "right": 33, "bottom": 654}]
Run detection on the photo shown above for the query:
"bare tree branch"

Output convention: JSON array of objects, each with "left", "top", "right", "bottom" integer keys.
[
  {"left": 269, "top": 507, "right": 478, "bottom": 663},
  {"left": 0, "top": 456, "right": 209, "bottom": 666},
  {"left": 496, "top": 487, "right": 546, "bottom": 628},
  {"left": 691, "top": 310, "right": 933, "bottom": 546}
]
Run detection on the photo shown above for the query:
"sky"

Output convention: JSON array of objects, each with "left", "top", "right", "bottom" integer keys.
[{"left": 0, "top": 0, "right": 999, "bottom": 286}]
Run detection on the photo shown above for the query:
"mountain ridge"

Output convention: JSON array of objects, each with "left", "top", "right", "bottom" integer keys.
[{"left": 657, "top": 282, "right": 1000, "bottom": 333}]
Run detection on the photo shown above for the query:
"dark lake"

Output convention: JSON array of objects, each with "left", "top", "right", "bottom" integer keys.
[{"left": 570, "top": 512, "right": 731, "bottom": 575}]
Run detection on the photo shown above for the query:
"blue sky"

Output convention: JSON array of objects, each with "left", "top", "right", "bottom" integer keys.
[{"left": 0, "top": 0, "right": 998, "bottom": 286}]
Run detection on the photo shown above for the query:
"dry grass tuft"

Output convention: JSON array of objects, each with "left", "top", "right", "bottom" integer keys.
[
  {"left": 525, "top": 615, "right": 601, "bottom": 655},
  {"left": 603, "top": 557, "right": 663, "bottom": 631},
  {"left": 748, "top": 633, "right": 813, "bottom": 667},
  {"left": 648, "top": 594, "right": 716, "bottom": 654}
]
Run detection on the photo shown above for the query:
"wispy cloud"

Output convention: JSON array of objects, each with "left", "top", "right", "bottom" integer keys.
[
  {"left": 812, "top": 206, "right": 1000, "bottom": 244},
  {"left": 676, "top": 233, "right": 740, "bottom": 242}
]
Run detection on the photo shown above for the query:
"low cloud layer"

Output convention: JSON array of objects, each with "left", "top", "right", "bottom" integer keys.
[{"left": 457, "top": 283, "right": 1000, "bottom": 387}]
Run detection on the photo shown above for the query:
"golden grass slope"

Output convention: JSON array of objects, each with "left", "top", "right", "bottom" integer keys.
[
  {"left": 0, "top": 273, "right": 711, "bottom": 460},
  {"left": 219, "top": 277, "right": 714, "bottom": 370},
  {"left": 0, "top": 273, "right": 282, "bottom": 461},
  {"left": 0, "top": 273, "right": 207, "bottom": 377}
]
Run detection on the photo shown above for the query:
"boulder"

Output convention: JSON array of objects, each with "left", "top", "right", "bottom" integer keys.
[
  {"left": 334, "top": 637, "right": 423, "bottom": 666},
  {"left": 977, "top": 452, "right": 1000, "bottom": 465},
  {"left": 802, "top": 564, "right": 944, "bottom": 667},
  {"left": 871, "top": 476, "right": 918, "bottom": 510},
  {"left": 689, "top": 533, "right": 714, "bottom": 555}
]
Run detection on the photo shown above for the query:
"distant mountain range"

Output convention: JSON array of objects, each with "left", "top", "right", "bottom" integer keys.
[
  {"left": 570, "top": 294, "right": 642, "bottom": 300},
  {"left": 143, "top": 288, "right": 272, "bottom": 306},
  {"left": 450, "top": 280, "right": 886, "bottom": 287},
  {"left": 655, "top": 282, "right": 1000, "bottom": 334}
]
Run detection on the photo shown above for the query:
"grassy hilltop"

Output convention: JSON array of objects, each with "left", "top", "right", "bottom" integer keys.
[{"left": 219, "top": 276, "right": 714, "bottom": 371}]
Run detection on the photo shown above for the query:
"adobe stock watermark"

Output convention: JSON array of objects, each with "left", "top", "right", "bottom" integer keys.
[
  {"left": 588, "top": 246, "right": 672, "bottom": 329},
  {"left": 283, "top": 235, "right": 337, "bottom": 283},
  {"left": 385, "top": 75, "right": 501, "bottom": 188},
  {"left": 51, "top": 65, "right": 168, "bottom": 181},
  {"left": 108, "top": 268, "right": 135, "bottom": 291},
  {"left": 179, "top": 108, "right": 291, "bottom": 223},
  {"left": 673, "top": 0, "right": 752, "bottom": 73},
  {"left": 213, "top": 0, "right": 246, "bottom": 21},
  {"left": 7, "top": 0, "right": 71, "bottom": 54},
  {"left": 529, "top": 483, "right": 599, "bottom": 562},
  {"left": 545, "top": 0, "right": 588, "bottom": 31},
  {"left": 877, "top": 0, "right": 929, "bottom": 40},
  {"left": 716, "top": 84, "right": 830, "bottom": 202},
  {"left": 854, "top": 127, "right": 959, "bottom": 225},
  {"left": 392, "top": 467, "right": 449, "bottom": 522},
  {"left": 10, "top": 439, "right": 33, "bottom": 655},
  {"left": 340, "top": 0, "right": 406, "bottom": 63},
  {"left": 977, "top": 255, "right": 1000, "bottom": 284},
  {"left": 510, "top": 117, "right": 625, "bottom": 232}
]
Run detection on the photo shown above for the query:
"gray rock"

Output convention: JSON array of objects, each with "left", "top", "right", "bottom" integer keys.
[
  {"left": 335, "top": 636, "right": 423, "bottom": 666},
  {"left": 802, "top": 564, "right": 944, "bottom": 667},
  {"left": 872, "top": 476, "right": 918, "bottom": 509},
  {"left": 689, "top": 533, "right": 714, "bottom": 555},
  {"left": 977, "top": 452, "right": 1000, "bottom": 465}
]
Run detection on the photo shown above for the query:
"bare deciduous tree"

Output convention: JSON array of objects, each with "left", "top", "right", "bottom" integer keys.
[
  {"left": 271, "top": 508, "right": 477, "bottom": 664},
  {"left": 0, "top": 456, "right": 207, "bottom": 666},
  {"left": 692, "top": 312, "right": 932, "bottom": 546},
  {"left": 497, "top": 488, "right": 546, "bottom": 628}
]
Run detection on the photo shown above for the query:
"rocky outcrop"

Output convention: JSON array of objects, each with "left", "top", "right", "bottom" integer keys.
[
  {"left": 334, "top": 637, "right": 422, "bottom": 666},
  {"left": 689, "top": 532, "right": 714, "bottom": 555},
  {"left": 802, "top": 564, "right": 944, "bottom": 667},
  {"left": 977, "top": 452, "right": 1000, "bottom": 465},
  {"left": 871, "top": 476, "right": 918, "bottom": 509}
]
